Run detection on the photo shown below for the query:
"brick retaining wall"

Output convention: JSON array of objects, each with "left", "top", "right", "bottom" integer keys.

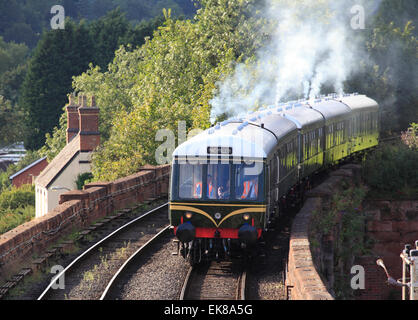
[
  {"left": 0, "top": 165, "right": 170, "bottom": 271},
  {"left": 285, "top": 165, "right": 361, "bottom": 300},
  {"left": 286, "top": 163, "right": 418, "bottom": 300},
  {"left": 355, "top": 199, "right": 418, "bottom": 300},
  {"left": 286, "top": 196, "right": 334, "bottom": 300}
]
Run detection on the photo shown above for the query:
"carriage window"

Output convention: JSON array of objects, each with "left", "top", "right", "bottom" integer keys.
[
  {"left": 207, "top": 164, "right": 230, "bottom": 200},
  {"left": 179, "top": 163, "right": 203, "bottom": 199},
  {"left": 235, "top": 162, "right": 263, "bottom": 200}
]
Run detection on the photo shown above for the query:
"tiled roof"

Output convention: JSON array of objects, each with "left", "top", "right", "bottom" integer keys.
[
  {"left": 9, "top": 157, "right": 47, "bottom": 180},
  {"left": 35, "top": 135, "right": 80, "bottom": 188}
]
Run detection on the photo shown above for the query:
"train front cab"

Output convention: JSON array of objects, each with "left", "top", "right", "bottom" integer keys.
[{"left": 169, "top": 157, "right": 266, "bottom": 260}]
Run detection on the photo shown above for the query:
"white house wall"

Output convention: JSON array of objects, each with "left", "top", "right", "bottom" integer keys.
[{"left": 36, "top": 152, "right": 92, "bottom": 218}]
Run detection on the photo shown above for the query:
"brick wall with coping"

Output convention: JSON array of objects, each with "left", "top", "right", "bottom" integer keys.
[
  {"left": 285, "top": 165, "right": 361, "bottom": 300},
  {"left": 286, "top": 196, "right": 334, "bottom": 300},
  {"left": 0, "top": 165, "right": 170, "bottom": 271},
  {"left": 286, "top": 163, "right": 418, "bottom": 300}
]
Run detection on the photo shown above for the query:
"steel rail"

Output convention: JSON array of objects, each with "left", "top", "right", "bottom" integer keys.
[
  {"left": 179, "top": 266, "right": 194, "bottom": 300},
  {"left": 179, "top": 263, "right": 247, "bottom": 300},
  {"left": 237, "top": 269, "right": 247, "bottom": 300},
  {"left": 37, "top": 202, "right": 168, "bottom": 300},
  {"left": 100, "top": 225, "right": 171, "bottom": 300}
]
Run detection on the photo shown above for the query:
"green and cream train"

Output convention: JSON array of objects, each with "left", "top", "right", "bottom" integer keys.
[{"left": 169, "top": 93, "right": 379, "bottom": 264}]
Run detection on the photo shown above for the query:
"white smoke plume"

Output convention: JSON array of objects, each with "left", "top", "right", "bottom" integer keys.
[{"left": 210, "top": 0, "right": 382, "bottom": 121}]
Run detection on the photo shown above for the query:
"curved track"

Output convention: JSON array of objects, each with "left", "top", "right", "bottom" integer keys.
[
  {"left": 37, "top": 202, "right": 168, "bottom": 300},
  {"left": 99, "top": 225, "right": 170, "bottom": 300},
  {"left": 180, "top": 261, "right": 247, "bottom": 300}
]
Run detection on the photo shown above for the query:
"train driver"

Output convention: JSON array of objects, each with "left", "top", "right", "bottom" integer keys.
[
  {"left": 240, "top": 178, "right": 258, "bottom": 200},
  {"left": 194, "top": 175, "right": 215, "bottom": 199},
  {"left": 207, "top": 174, "right": 215, "bottom": 199},
  {"left": 217, "top": 181, "right": 230, "bottom": 199}
]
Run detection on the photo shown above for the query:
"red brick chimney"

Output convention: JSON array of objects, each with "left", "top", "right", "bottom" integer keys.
[
  {"left": 78, "top": 95, "right": 100, "bottom": 152},
  {"left": 66, "top": 94, "right": 79, "bottom": 144}
]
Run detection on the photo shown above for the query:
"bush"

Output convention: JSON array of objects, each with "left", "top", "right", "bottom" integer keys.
[
  {"left": 362, "top": 143, "right": 418, "bottom": 199},
  {"left": 76, "top": 172, "right": 94, "bottom": 190},
  {"left": 0, "top": 184, "right": 35, "bottom": 211},
  {"left": 401, "top": 123, "right": 418, "bottom": 150},
  {"left": 0, "top": 205, "right": 35, "bottom": 235}
]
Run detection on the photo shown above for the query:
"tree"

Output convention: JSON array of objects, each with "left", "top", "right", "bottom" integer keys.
[
  {"left": 39, "top": 12, "right": 166, "bottom": 158},
  {"left": 89, "top": 9, "right": 132, "bottom": 69},
  {"left": 345, "top": 0, "right": 417, "bottom": 135},
  {"left": 20, "top": 19, "right": 95, "bottom": 150},
  {"left": 0, "top": 37, "right": 29, "bottom": 104},
  {"left": 73, "top": 0, "right": 264, "bottom": 180},
  {"left": 20, "top": 9, "right": 164, "bottom": 151},
  {"left": 0, "top": 96, "right": 25, "bottom": 148},
  {"left": 0, "top": 37, "right": 28, "bottom": 75}
]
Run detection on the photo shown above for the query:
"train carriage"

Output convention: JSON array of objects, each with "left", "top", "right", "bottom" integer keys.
[
  {"left": 308, "top": 98, "right": 352, "bottom": 164},
  {"left": 338, "top": 94, "right": 379, "bottom": 153},
  {"left": 280, "top": 104, "right": 325, "bottom": 178}
]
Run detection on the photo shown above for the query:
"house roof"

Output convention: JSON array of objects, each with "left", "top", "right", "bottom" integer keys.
[
  {"left": 35, "top": 135, "right": 81, "bottom": 188},
  {"left": 9, "top": 156, "right": 47, "bottom": 180}
]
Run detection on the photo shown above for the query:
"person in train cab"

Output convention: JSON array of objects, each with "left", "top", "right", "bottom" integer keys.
[
  {"left": 241, "top": 178, "right": 258, "bottom": 199},
  {"left": 193, "top": 180, "right": 202, "bottom": 198},
  {"left": 217, "top": 181, "right": 230, "bottom": 199},
  {"left": 207, "top": 174, "right": 216, "bottom": 199}
]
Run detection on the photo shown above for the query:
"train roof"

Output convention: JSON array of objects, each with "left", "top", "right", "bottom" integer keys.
[
  {"left": 307, "top": 99, "right": 352, "bottom": 123},
  {"left": 173, "top": 121, "right": 280, "bottom": 159},
  {"left": 281, "top": 105, "right": 325, "bottom": 131},
  {"left": 246, "top": 114, "right": 298, "bottom": 140},
  {"left": 338, "top": 94, "right": 379, "bottom": 112},
  {"left": 172, "top": 93, "right": 378, "bottom": 160}
]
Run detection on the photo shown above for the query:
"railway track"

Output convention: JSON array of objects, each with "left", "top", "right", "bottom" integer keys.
[
  {"left": 180, "top": 261, "right": 247, "bottom": 300},
  {"left": 37, "top": 202, "right": 169, "bottom": 300},
  {"left": 100, "top": 226, "right": 170, "bottom": 300}
]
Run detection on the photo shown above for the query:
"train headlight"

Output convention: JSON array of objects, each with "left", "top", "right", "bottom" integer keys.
[
  {"left": 185, "top": 212, "right": 193, "bottom": 219},
  {"left": 243, "top": 213, "right": 251, "bottom": 221}
]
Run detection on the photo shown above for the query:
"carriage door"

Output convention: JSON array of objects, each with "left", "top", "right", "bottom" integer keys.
[
  {"left": 266, "top": 163, "right": 271, "bottom": 228},
  {"left": 275, "top": 154, "right": 280, "bottom": 218}
]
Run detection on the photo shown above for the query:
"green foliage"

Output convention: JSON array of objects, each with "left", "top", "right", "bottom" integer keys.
[
  {"left": 20, "top": 19, "right": 95, "bottom": 150},
  {"left": 76, "top": 0, "right": 191, "bottom": 22},
  {"left": 0, "top": 184, "right": 35, "bottom": 211},
  {"left": 0, "top": 177, "right": 36, "bottom": 235},
  {"left": 0, "top": 96, "right": 25, "bottom": 148},
  {"left": 0, "top": 63, "right": 28, "bottom": 105},
  {"left": 39, "top": 109, "right": 67, "bottom": 161},
  {"left": 73, "top": 0, "right": 264, "bottom": 181},
  {"left": 0, "top": 0, "right": 193, "bottom": 48},
  {"left": 0, "top": 0, "right": 54, "bottom": 47},
  {"left": 0, "top": 205, "right": 35, "bottom": 235},
  {"left": 345, "top": 0, "right": 418, "bottom": 134},
  {"left": 0, "top": 37, "right": 29, "bottom": 75},
  {"left": 401, "top": 123, "right": 418, "bottom": 149},
  {"left": 311, "top": 181, "right": 370, "bottom": 300},
  {"left": 76, "top": 172, "right": 94, "bottom": 190},
  {"left": 21, "top": 10, "right": 165, "bottom": 151},
  {"left": 362, "top": 143, "right": 418, "bottom": 199}
]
